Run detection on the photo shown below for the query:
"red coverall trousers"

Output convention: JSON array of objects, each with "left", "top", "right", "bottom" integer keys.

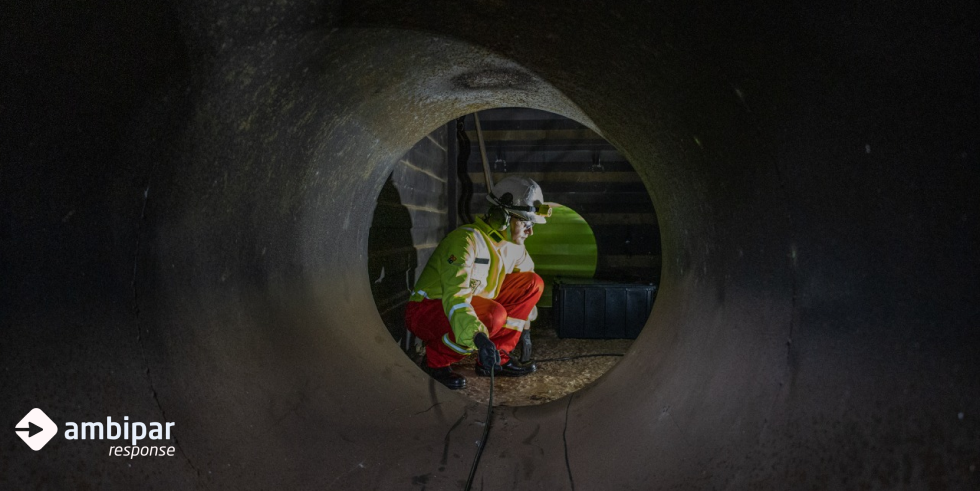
[{"left": 404, "top": 272, "right": 543, "bottom": 368}]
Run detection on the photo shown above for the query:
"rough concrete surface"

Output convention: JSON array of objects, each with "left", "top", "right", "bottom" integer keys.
[{"left": 1, "top": 0, "right": 978, "bottom": 489}]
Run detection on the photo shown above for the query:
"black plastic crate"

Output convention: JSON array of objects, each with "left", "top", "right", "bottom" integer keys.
[{"left": 552, "top": 278, "right": 657, "bottom": 339}]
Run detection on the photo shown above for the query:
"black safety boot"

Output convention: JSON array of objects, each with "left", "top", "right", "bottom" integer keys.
[
  {"left": 426, "top": 365, "right": 467, "bottom": 390},
  {"left": 475, "top": 359, "right": 537, "bottom": 377}
]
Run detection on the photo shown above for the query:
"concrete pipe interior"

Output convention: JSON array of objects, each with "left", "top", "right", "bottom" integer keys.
[{"left": 2, "top": 1, "right": 977, "bottom": 490}]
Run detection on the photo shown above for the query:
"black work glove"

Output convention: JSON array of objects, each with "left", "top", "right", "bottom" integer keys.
[
  {"left": 473, "top": 332, "right": 501, "bottom": 369},
  {"left": 519, "top": 330, "right": 532, "bottom": 363}
]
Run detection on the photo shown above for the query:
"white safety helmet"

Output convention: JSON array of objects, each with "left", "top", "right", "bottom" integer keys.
[{"left": 487, "top": 176, "right": 552, "bottom": 224}]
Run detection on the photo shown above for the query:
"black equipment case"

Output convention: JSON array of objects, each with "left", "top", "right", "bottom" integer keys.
[{"left": 552, "top": 278, "right": 657, "bottom": 339}]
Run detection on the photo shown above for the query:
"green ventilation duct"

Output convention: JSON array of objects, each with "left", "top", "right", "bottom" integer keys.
[{"left": 523, "top": 203, "right": 597, "bottom": 307}]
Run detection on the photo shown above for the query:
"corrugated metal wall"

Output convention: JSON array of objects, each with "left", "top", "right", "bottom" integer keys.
[
  {"left": 368, "top": 125, "right": 452, "bottom": 341},
  {"left": 463, "top": 108, "right": 661, "bottom": 283}
]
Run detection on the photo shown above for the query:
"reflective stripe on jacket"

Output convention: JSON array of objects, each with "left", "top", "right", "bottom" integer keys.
[{"left": 409, "top": 217, "right": 534, "bottom": 350}]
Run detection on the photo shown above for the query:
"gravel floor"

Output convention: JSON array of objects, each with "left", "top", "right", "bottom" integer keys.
[{"left": 452, "top": 326, "right": 633, "bottom": 406}]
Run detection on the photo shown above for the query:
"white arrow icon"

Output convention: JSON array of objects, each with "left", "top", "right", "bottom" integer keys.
[{"left": 15, "top": 408, "right": 58, "bottom": 451}]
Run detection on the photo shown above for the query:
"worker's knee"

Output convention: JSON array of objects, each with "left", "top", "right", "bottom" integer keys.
[
  {"left": 480, "top": 301, "right": 507, "bottom": 333},
  {"left": 518, "top": 272, "right": 544, "bottom": 301},
  {"left": 528, "top": 272, "right": 544, "bottom": 293},
  {"left": 490, "top": 303, "right": 507, "bottom": 330}
]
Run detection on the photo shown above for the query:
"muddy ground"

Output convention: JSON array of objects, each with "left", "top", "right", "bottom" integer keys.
[{"left": 451, "top": 325, "right": 633, "bottom": 406}]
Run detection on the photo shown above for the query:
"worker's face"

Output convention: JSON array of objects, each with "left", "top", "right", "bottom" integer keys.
[{"left": 508, "top": 215, "right": 534, "bottom": 245}]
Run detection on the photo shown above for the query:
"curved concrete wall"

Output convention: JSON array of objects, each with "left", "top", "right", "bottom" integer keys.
[{"left": 2, "top": 1, "right": 977, "bottom": 489}]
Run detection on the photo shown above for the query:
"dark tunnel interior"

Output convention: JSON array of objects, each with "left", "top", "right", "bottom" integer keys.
[{"left": 1, "top": 1, "right": 978, "bottom": 489}]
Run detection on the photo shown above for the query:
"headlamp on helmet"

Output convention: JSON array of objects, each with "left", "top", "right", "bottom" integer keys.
[{"left": 487, "top": 176, "right": 551, "bottom": 224}]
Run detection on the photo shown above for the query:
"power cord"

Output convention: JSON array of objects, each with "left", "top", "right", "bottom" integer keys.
[
  {"left": 506, "top": 346, "right": 626, "bottom": 363},
  {"left": 534, "top": 353, "right": 624, "bottom": 363},
  {"left": 463, "top": 365, "right": 493, "bottom": 491},
  {"left": 461, "top": 352, "right": 624, "bottom": 489}
]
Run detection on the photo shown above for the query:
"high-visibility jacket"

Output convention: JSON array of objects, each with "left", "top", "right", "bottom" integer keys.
[{"left": 409, "top": 217, "right": 535, "bottom": 351}]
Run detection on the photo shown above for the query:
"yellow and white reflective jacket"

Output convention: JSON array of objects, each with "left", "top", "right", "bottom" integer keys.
[{"left": 409, "top": 218, "right": 534, "bottom": 351}]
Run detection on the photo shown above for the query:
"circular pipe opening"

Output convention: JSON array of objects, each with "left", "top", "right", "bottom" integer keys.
[
  {"left": 368, "top": 107, "right": 661, "bottom": 405},
  {"left": 140, "top": 26, "right": 725, "bottom": 488}
]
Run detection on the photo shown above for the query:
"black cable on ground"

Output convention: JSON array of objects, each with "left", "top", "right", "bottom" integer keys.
[
  {"left": 461, "top": 352, "right": 623, "bottom": 489},
  {"left": 534, "top": 353, "right": 625, "bottom": 363},
  {"left": 505, "top": 347, "right": 626, "bottom": 363},
  {"left": 463, "top": 366, "right": 493, "bottom": 491}
]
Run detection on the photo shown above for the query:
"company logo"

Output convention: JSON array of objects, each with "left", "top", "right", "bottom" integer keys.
[
  {"left": 15, "top": 408, "right": 58, "bottom": 451},
  {"left": 14, "top": 408, "right": 177, "bottom": 458}
]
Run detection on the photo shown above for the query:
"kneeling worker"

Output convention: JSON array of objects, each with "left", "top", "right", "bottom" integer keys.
[{"left": 405, "top": 176, "right": 551, "bottom": 389}]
